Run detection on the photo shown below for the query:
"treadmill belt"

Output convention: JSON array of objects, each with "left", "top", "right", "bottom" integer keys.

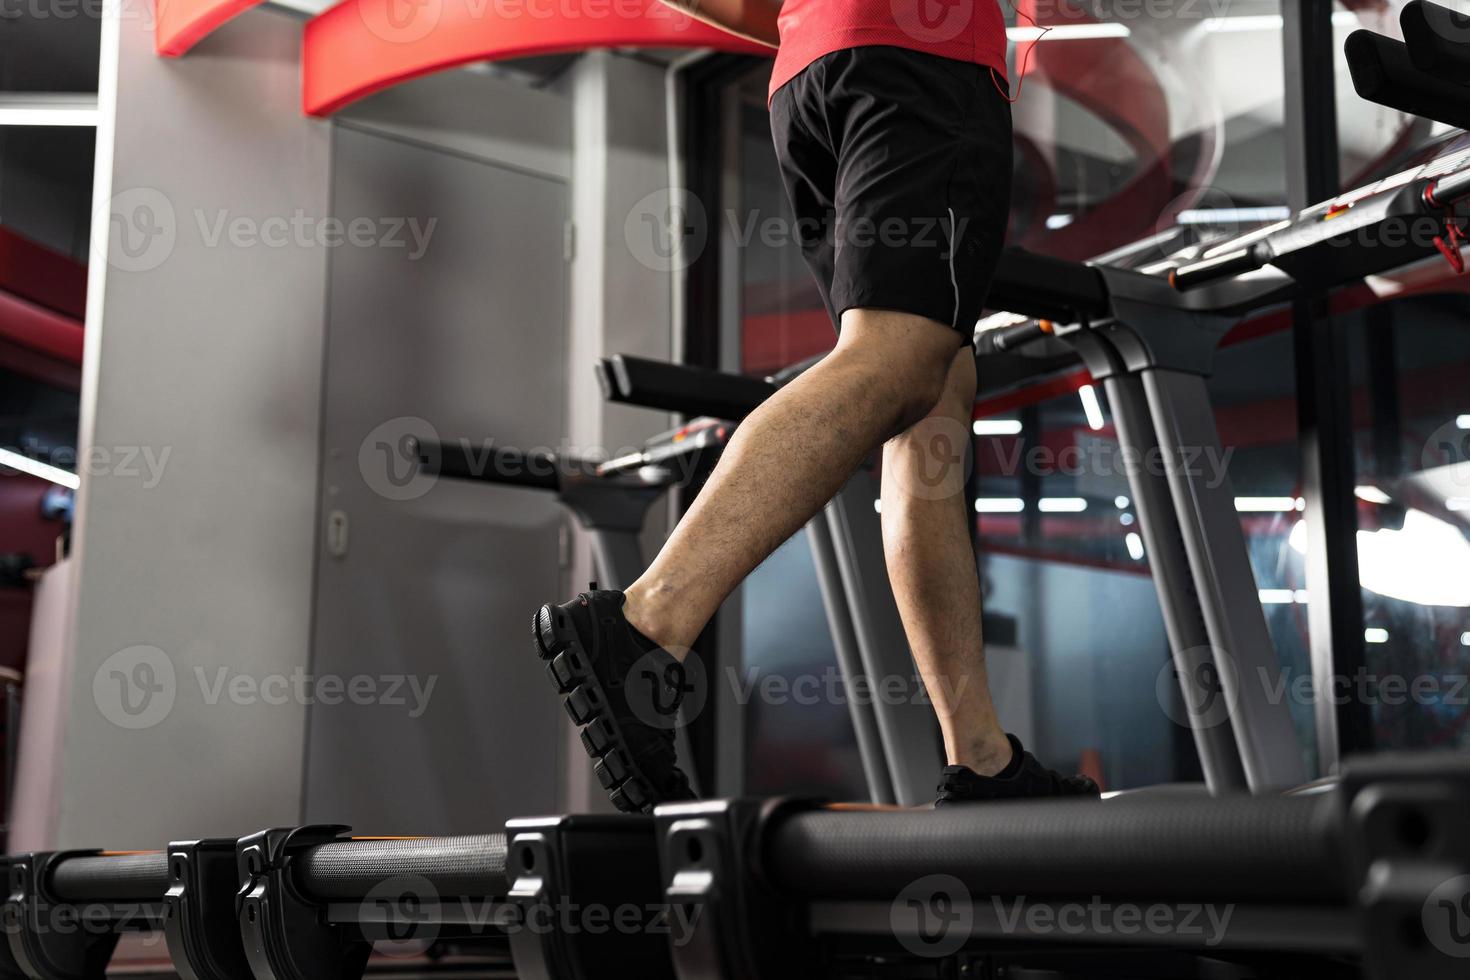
[
  {"left": 48, "top": 852, "right": 170, "bottom": 902},
  {"left": 294, "top": 834, "right": 510, "bottom": 901},
  {"left": 766, "top": 793, "right": 1346, "bottom": 903}
]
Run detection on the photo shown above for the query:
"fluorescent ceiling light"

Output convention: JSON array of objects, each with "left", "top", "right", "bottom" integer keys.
[
  {"left": 1204, "top": 12, "right": 1359, "bottom": 33},
  {"left": 1039, "top": 497, "right": 1088, "bottom": 513},
  {"left": 1046, "top": 214, "right": 1075, "bottom": 230},
  {"left": 1259, "top": 589, "right": 1297, "bottom": 604},
  {"left": 1008, "top": 23, "right": 1131, "bottom": 42},
  {"left": 1177, "top": 206, "right": 1292, "bottom": 225},
  {"left": 974, "top": 420, "right": 1023, "bottom": 436},
  {"left": 1235, "top": 496, "right": 1299, "bottom": 512},
  {"left": 1458, "top": 415, "right": 1470, "bottom": 429},
  {"left": 1355, "top": 485, "right": 1393, "bottom": 504},
  {"left": 1125, "top": 532, "right": 1144, "bottom": 560},
  {"left": 976, "top": 498, "right": 1025, "bottom": 513},
  {"left": 0, "top": 447, "right": 80, "bottom": 490},
  {"left": 1364, "top": 628, "right": 1390, "bottom": 644},
  {"left": 0, "top": 95, "right": 98, "bottom": 128},
  {"left": 1078, "top": 384, "right": 1105, "bottom": 431}
]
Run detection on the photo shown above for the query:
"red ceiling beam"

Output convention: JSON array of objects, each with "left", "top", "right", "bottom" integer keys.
[
  {"left": 302, "top": 0, "right": 771, "bottom": 116},
  {"left": 155, "top": 0, "right": 265, "bottom": 56}
]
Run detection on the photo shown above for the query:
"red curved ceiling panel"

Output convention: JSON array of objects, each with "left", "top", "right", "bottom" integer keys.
[
  {"left": 302, "top": 0, "right": 772, "bottom": 116},
  {"left": 155, "top": 0, "right": 265, "bottom": 56}
]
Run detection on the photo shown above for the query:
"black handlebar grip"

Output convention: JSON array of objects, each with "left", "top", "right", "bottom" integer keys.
[
  {"left": 420, "top": 441, "right": 564, "bottom": 492},
  {"left": 1346, "top": 29, "right": 1470, "bottom": 131},
  {"left": 1169, "top": 246, "right": 1263, "bottom": 292},
  {"left": 975, "top": 320, "right": 1049, "bottom": 355},
  {"left": 600, "top": 355, "right": 775, "bottom": 420},
  {"left": 1402, "top": 1, "right": 1470, "bottom": 86}
]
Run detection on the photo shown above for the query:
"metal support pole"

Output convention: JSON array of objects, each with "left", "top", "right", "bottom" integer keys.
[
  {"left": 823, "top": 471, "right": 943, "bottom": 806},
  {"left": 1101, "top": 374, "right": 1249, "bottom": 792},
  {"left": 807, "top": 518, "right": 896, "bottom": 805},
  {"left": 1284, "top": 0, "right": 1373, "bottom": 774},
  {"left": 1143, "top": 369, "right": 1309, "bottom": 791}
]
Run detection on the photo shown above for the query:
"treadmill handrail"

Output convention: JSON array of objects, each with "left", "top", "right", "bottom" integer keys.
[
  {"left": 45, "top": 851, "right": 170, "bottom": 904},
  {"left": 763, "top": 793, "right": 1347, "bottom": 903},
  {"left": 418, "top": 441, "right": 589, "bottom": 492},
  {"left": 292, "top": 834, "right": 511, "bottom": 902},
  {"left": 597, "top": 354, "right": 776, "bottom": 420}
]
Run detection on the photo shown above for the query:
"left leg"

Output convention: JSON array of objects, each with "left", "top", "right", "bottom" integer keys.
[{"left": 880, "top": 348, "right": 1011, "bottom": 775}]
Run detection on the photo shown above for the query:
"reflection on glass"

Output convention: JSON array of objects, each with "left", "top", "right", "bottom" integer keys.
[
  {"left": 1345, "top": 295, "right": 1470, "bottom": 751},
  {"left": 1006, "top": 0, "right": 1289, "bottom": 262}
]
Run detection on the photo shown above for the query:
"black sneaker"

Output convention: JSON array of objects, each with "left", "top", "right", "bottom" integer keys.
[
  {"left": 935, "top": 734, "right": 1100, "bottom": 805},
  {"left": 533, "top": 589, "right": 696, "bottom": 813}
]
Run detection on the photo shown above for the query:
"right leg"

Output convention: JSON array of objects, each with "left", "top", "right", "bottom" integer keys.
[
  {"left": 624, "top": 309, "right": 965, "bottom": 654},
  {"left": 535, "top": 310, "right": 960, "bottom": 812}
]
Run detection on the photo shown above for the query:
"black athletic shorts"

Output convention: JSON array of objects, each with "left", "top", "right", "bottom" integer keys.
[{"left": 769, "top": 45, "right": 1013, "bottom": 336}]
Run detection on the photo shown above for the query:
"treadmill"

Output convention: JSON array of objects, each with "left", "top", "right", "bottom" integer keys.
[
  {"left": 632, "top": 138, "right": 1470, "bottom": 971},
  {"left": 628, "top": 12, "right": 1470, "bottom": 975}
]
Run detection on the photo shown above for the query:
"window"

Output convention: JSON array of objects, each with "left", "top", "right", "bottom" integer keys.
[{"left": 1344, "top": 294, "right": 1470, "bottom": 751}]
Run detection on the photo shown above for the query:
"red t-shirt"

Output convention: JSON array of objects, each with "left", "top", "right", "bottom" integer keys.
[{"left": 769, "top": 0, "right": 1009, "bottom": 100}]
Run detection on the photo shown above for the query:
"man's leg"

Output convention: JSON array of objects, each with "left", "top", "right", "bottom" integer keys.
[
  {"left": 880, "top": 349, "right": 1011, "bottom": 775},
  {"left": 622, "top": 308, "right": 964, "bottom": 655}
]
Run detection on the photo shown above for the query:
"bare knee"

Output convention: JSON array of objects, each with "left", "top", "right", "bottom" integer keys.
[
  {"left": 884, "top": 350, "right": 976, "bottom": 463},
  {"left": 835, "top": 309, "right": 966, "bottom": 429},
  {"left": 932, "top": 348, "right": 978, "bottom": 423}
]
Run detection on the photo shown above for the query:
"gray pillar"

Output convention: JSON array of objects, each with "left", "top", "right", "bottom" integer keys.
[{"left": 38, "top": 9, "right": 331, "bottom": 848}]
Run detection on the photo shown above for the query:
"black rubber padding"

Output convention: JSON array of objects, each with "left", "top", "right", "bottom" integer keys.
[
  {"left": 1402, "top": 0, "right": 1470, "bottom": 84},
  {"left": 419, "top": 442, "right": 567, "bottom": 492},
  {"left": 988, "top": 249, "right": 1110, "bottom": 324},
  {"left": 602, "top": 355, "right": 776, "bottom": 421},
  {"left": 48, "top": 852, "right": 170, "bottom": 903},
  {"left": 1345, "top": 29, "right": 1470, "bottom": 131},
  {"left": 765, "top": 792, "right": 1347, "bottom": 903},
  {"left": 294, "top": 835, "right": 509, "bottom": 901}
]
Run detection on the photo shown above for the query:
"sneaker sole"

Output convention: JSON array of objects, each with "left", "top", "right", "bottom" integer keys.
[{"left": 533, "top": 603, "right": 661, "bottom": 814}]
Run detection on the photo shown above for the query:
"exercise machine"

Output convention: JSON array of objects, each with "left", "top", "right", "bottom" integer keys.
[
  {"left": 659, "top": 752, "right": 1469, "bottom": 979},
  {"left": 415, "top": 415, "right": 739, "bottom": 799}
]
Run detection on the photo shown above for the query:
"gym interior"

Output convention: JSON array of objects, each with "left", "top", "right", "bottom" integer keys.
[{"left": 0, "top": 0, "right": 1468, "bottom": 977}]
